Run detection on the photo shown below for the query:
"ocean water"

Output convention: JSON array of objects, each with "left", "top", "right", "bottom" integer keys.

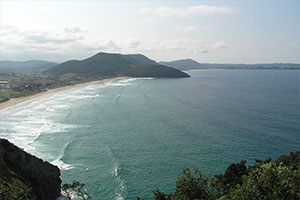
[{"left": 0, "top": 70, "right": 299, "bottom": 199}]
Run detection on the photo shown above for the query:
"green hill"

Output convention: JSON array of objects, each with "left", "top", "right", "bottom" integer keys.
[
  {"left": 46, "top": 52, "right": 190, "bottom": 78},
  {"left": 160, "top": 58, "right": 201, "bottom": 70},
  {"left": 121, "top": 64, "right": 190, "bottom": 78}
]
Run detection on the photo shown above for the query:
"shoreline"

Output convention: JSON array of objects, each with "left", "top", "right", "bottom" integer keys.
[{"left": 0, "top": 76, "right": 128, "bottom": 111}]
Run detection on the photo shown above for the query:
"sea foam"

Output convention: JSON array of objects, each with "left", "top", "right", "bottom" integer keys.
[{"left": 112, "top": 164, "right": 127, "bottom": 200}]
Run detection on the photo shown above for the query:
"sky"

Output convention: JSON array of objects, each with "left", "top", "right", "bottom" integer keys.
[{"left": 0, "top": 0, "right": 299, "bottom": 63}]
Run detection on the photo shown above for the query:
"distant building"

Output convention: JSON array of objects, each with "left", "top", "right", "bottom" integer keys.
[{"left": 0, "top": 80, "right": 9, "bottom": 90}]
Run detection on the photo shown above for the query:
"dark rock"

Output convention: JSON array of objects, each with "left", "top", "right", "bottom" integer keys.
[{"left": 0, "top": 138, "right": 61, "bottom": 200}]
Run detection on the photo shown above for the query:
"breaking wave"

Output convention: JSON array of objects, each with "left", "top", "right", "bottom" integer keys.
[
  {"left": 112, "top": 164, "right": 127, "bottom": 200},
  {"left": 51, "top": 142, "right": 74, "bottom": 170}
]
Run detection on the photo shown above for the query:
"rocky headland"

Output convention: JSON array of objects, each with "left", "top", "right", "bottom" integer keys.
[{"left": 0, "top": 138, "right": 61, "bottom": 200}]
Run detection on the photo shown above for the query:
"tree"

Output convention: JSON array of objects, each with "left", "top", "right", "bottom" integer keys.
[
  {"left": 138, "top": 151, "right": 300, "bottom": 200},
  {"left": 276, "top": 151, "right": 300, "bottom": 170},
  {"left": 62, "top": 181, "right": 92, "bottom": 200},
  {"left": 149, "top": 168, "right": 219, "bottom": 200},
  {"left": 215, "top": 160, "right": 248, "bottom": 193},
  {"left": 226, "top": 162, "right": 300, "bottom": 200}
]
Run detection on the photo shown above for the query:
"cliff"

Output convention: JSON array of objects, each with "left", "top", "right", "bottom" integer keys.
[{"left": 0, "top": 138, "right": 61, "bottom": 200}]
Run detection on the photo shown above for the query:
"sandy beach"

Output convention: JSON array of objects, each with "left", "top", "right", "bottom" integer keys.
[{"left": 0, "top": 76, "right": 128, "bottom": 111}]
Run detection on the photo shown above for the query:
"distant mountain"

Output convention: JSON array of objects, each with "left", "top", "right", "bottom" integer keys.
[
  {"left": 160, "top": 59, "right": 300, "bottom": 70},
  {"left": 0, "top": 60, "right": 57, "bottom": 69},
  {"left": 119, "top": 64, "right": 191, "bottom": 78},
  {"left": 160, "top": 59, "right": 201, "bottom": 70},
  {"left": 46, "top": 52, "right": 190, "bottom": 78},
  {"left": 189, "top": 63, "right": 300, "bottom": 70},
  {"left": 122, "top": 54, "right": 157, "bottom": 66},
  {"left": 0, "top": 60, "right": 57, "bottom": 73}
]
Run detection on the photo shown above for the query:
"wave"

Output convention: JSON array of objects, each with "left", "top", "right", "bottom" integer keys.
[
  {"left": 103, "top": 144, "right": 127, "bottom": 200},
  {"left": 51, "top": 159, "right": 74, "bottom": 170},
  {"left": 116, "top": 94, "right": 122, "bottom": 103},
  {"left": 120, "top": 77, "right": 154, "bottom": 83},
  {"left": 55, "top": 94, "right": 101, "bottom": 101},
  {"left": 84, "top": 84, "right": 99, "bottom": 90},
  {"left": 101, "top": 77, "right": 154, "bottom": 91},
  {"left": 112, "top": 164, "right": 127, "bottom": 200},
  {"left": 101, "top": 78, "right": 142, "bottom": 88},
  {"left": 51, "top": 142, "right": 74, "bottom": 170},
  {"left": 103, "top": 82, "right": 132, "bottom": 87},
  {"left": 0, "top": 103, "right": 78, "bottom": 159}
]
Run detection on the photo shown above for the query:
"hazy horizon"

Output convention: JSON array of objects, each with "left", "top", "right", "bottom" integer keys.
[
  {"left": 1, "top": 52, "right": 300, "bottom": 65},
  {"left": 0, "top": 0, "right": 299, "bottom": 64}
]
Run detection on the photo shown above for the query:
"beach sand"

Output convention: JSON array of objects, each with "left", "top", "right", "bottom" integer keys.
[{"left": 0, "top": 77, "right": 128, "bottom": 111}]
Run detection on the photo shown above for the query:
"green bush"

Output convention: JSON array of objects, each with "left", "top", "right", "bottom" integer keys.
[
  {"left": 139, "top": 151, "right": 300, "bottom": 200},
  {"left": 226, "top": 162, "right": 300, "bottom": 200},
  {"left": 62, "top": 181, "right": 92, "bottom": 200}
]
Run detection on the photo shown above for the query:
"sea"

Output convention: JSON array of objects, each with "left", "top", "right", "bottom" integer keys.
[{"left": 0, "top": 69, "right": 299, "bottom": 200}]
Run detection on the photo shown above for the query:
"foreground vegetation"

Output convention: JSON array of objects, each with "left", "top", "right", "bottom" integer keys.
[
  {"left": 1, "top": 138, "right": 299, "bottom": 200},
  {"left": 0, "top": 138, "right": 61, "bottom": 200},
  {"left": 0, "top": 169, "right": 32, "bottom": 200},
  {"left": 139, "top": 151, "right": 300, "bottom": 200},
  {"left": 62, "top": 181, "right": 93, "bottom": 200},
  {"left": 60, "top": 151, "right": 300, "bottom": 200}
]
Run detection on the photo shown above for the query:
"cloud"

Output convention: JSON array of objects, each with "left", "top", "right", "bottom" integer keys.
[
  {"left": 24, "top": 32, "right": 83, "bottom": 44},
  {"left": 127, "top": 39, "right": 141, "bottom": 49},
  {"left": 64, "top": 26, "right": 85, "bottom": 34},
  {"left": 0, "top": 24, "right": 19, "bottom": 35},
  {"left": 194, "top": 49, "right": 208, "bottom": 53},
  {"left": 85, "top": 39, "right": 140, "bottom": 53},
  {"left": 213, "top": 42, "right": 229, "bottom": 49},
  {"left": 81, "top": 40, "right": 121, "bottom": 52},
  {"left": 0, "top": 24, "right": 210, "bottom": 62},
  {"left": 105, "top": 40, "right": 120, "bottom": 51},
  {"left": 289, "top": 42, "right": 300, "bottom": 50},
  {"left": 177, "top": 25, "right": 199, "bottom": 32},
  {"left": 23, "top": 26, "right": 85, "bottom": 44},
  {"left": 0, "top": 24, "right": 85, "bottom": 45},
  {"left": 140, "top": 5, "right": 237, "bottom": 17},
  {"left": 0, "top": 24, "right": 88, "bottom": 58},
  {"left": 139, "top": 8, "right": 153, "bottom": 14},
  {"left": 140, "top": 38, "right": 208, "bottom": 54},
  {"left": 247, "top": 51, "right": 259, "bottom": 57}
]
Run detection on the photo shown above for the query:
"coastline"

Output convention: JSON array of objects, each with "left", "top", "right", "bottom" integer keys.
[{"left": 0, "top": 76, "right": 128, "bottom": 111}]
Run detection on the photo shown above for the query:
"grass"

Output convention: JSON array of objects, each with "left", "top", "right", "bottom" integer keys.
[
  {"left": 0, "top": 75, "right": 37, "bottom": 81},
  {"left": 0, "top": 90, "right": 39, "bottom": 103},
  {"left": 0, "top": 169, "right": 33, "bottom": 200},
  {"left": 59, "top": 73, "right": 77, "bottom": 80},
  {"left": 0, "top": 90, "right": 23, "bottom": 99}
]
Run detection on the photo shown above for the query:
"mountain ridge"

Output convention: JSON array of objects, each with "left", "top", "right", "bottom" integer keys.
[
  {"left": 160, "top": 58, "right": 201, "bottom": 69},
  {"left": 0, "top": 60, "right": 57, "bottom": 73},
  {"left": 46, "top": 52, "right": 190, "bottom": 78},
  {"left": 160, "top": 59, "right": 300, "bottom": 70}
]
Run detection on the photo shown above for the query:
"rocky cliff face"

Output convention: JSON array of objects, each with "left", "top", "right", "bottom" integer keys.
[{"left": 0, "top": 138, "right": 61, "bottom": 200}]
